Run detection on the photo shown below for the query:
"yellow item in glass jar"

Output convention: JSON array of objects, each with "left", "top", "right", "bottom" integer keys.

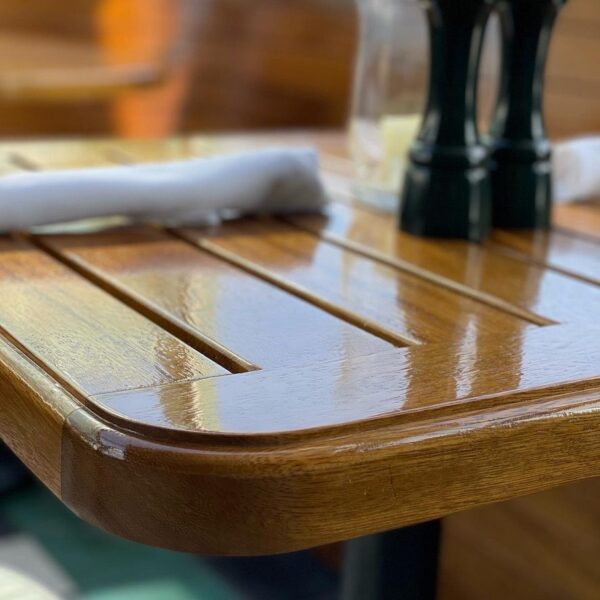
[{"left": 378, "top": 114, "right": 421, "bottom": 190}]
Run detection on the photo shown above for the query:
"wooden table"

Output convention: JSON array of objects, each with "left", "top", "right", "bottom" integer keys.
[{"left": 0, "top": 133, "right": 598, "bottom": 564}]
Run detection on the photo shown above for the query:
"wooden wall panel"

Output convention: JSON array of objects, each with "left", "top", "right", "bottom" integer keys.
[
  {"left": 177, "top": 0, "right": 600, "bottom": 137},
  {"left": 180, "top": 0, "right": 356, "bottom": 131},
  {"left": 546, "top": 0, "right": 600, "bottom": 138},
  {"left": 0, "top": 0, "right": 596, "bottom": 137}
]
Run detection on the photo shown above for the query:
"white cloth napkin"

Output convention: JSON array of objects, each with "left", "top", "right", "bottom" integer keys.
[
  {"left": 553, "top": 137, "right": 600, "bottom": 203},
  {"left": 0, "top": 147, "right": 327, "bottom": 233}
]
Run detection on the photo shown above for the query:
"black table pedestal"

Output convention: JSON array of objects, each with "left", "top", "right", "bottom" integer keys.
[{"left": 341, "top": 520, "right": 441, "bottom": 600}]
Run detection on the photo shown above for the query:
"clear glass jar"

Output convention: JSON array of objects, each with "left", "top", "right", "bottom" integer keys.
[{"left": 350, "top": 0, "right": 499, "bottom": 212}]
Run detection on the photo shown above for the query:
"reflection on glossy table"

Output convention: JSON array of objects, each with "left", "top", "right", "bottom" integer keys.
[{"left": 0, "top": 132, "right": 598, "bottom": 555}]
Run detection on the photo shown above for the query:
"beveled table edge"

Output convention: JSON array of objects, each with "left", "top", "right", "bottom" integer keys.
[
  {"left": 2, "top": 329, "right": 599, "bottom": 554},
  {"left": 60, "top": 387, "right": 600, "bottom": 554}
]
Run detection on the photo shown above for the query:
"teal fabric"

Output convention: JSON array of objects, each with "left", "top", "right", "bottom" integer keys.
[{"left": 1, "top": 486, "right": 241, "bottom": 600}]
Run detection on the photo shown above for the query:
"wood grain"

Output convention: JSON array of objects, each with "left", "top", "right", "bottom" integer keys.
[
  {"left": 0, "top": 333, "right": 80, "bottom": 496},
  {"left": 37, "top": 226, "right": 393, "bottom": 370},
  {"left": 300, "top": 477, "right": 600, "bottom": 598},
  {"left": 0, "top": 236, "right": 225, "bottom": 397},
  {"left": 61, "top": 387, "right": 600, "bottom": 554},
  {"left": 0, "top": 132, "right": 597, "bottom": 559},
  {"left": 492, "top": 229, "right": 600, "bottom": 286},
  {"left": 89, "top": 324, "right": 600, "bottom": 437},
  {"left": 178, "top": 219, "right": 535, "bottom": 346},
  {"left": 288, "top": 202, "right": 600, "bottom": 326}
]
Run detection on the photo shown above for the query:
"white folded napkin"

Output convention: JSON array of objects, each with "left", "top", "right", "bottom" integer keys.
[
  {"left": 0, "top": 147, "right": 327, "bottom": 233},
  {"left": 553, "top": 137, "right": 600, "bottom": 203}
]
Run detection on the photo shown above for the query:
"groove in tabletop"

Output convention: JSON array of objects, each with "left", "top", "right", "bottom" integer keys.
[
  {"left": 35, "top": 227, "right": 394, "bottom": 370},
  {"left": 287, "top": 202, "right": 600, "bottom": 326},
  {"left": 91, "top": 323, "right": 600, "bottom": 436},
  {"left": 492, "top": 230, "right": 600, "bottom": 286},
  {"left": 0, "top": 236, "right": 227, "bottom": 399},
  {"left": 6, "top": 152, "right": 42, "bottom": 172},
  {"left": 0, "top": 134, "right": 599, "bottom": 558},
  {"left": 7, "top": 139, "right": 396, "bottom": 372},
  {"left": 177, "top": 218, "right": 534, "bottom": 346}
]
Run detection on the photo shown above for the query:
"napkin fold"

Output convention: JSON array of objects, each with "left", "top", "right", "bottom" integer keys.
[
  {"left": 553, "top": 137, "right": 600, "bottom": 204},
  {"left": 0, "top": 147, "right": 327, "bottom": 233}
]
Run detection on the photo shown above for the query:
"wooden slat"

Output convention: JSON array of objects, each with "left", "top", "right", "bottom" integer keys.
[
  {"left": 36, "top": 227, "right": 393, "bottom": 370},
  {"left": 0, "top": 236, "right": 226, "bottom": 398},
  {"left": 178, "top": 219, "right": 534, "bottom": 347},
  {"left": 288, "top": 202, "right": 600, "bottom": 326},
  {"left": 553, "top": 202, "right": 600, "bottom": 241},
  {"left": 89, "top": 323, "right": 600, "bottom": 436},
  {"left": 492, "top": 230, "right": 600, "bottom": 286},
  {"left": 0, "top": 333, "right": 80, "bottom": 496}
]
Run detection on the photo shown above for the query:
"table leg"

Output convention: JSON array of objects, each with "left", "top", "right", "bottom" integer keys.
[
  {"left": 0, "top": 443, "right": 31, "bottom": 495},
  {"left": 340, "top": 520, "right": 441, "bottom": 600}
]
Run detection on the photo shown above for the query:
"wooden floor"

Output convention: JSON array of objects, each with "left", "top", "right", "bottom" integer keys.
[{"left": 439, "top": 476, "right": 600, "bottom": 600}]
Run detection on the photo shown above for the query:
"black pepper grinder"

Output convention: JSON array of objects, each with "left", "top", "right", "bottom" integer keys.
[
  {"left": 489, "top": 0, "right": 567, "bottom": 229},
  {"left": 399, "top": 0, "right": 496, "bottom": 242}
]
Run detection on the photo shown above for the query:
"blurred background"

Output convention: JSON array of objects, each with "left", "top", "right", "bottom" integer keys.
[
  {"left": 0, "top": 1, "right": 598, "bottom": 599},
  {"left": 0, "top": 0, "right": 597, "bottom": 140}
]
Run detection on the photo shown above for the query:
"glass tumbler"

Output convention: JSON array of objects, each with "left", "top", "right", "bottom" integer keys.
[{"left": 350, "top": 0, "right": 499, "bottom": 212}]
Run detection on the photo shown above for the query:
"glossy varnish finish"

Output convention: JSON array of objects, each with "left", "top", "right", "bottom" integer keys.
[
  {"left": 553, "top": 201, "right": 600, "bottom": 241},
  {"left": 0, "top": 236, "right": 225, "bottom": 397},
  {"left": 289, "top": 202, "right": 600, "bottom": 326},
  {"left": 179, "top": 219, "right": 534, "bottom": 346},
  {"left": 0, "top": 134, "right": 598, "bottom": 555},
  {"left": 492, "top": 228, "right": 600, "bottom": 286},
  {"left": 90, "top": 323, "right": 600, "bottom": 436},
  {"left": 37, "top": 227, "right": 393, "bottom": 371}
]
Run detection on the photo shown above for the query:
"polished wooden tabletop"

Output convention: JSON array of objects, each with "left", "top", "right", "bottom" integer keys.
[{"left": 0, "top": 132, "right": 598, "bottom": 555}]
